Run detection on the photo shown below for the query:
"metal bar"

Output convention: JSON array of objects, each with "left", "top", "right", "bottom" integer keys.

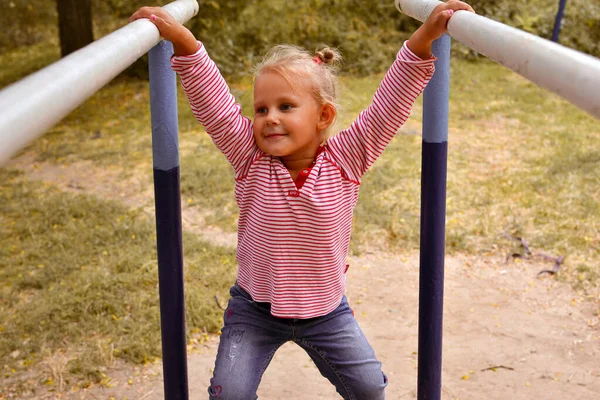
[
  {"left": 0, "top": 0, "right": 199, "bottom": 166},
  {"left": 551, "top": 0, "right": 568, "bottom": 42},
  {"left": 418, "top": 34, "right": 451, "bottom": 400},
  {"left": 149, "top": 40, "right": 188, "bottom": 400},
  {"left": 395, "top": 0, "right": 600, "bottom": 120}
]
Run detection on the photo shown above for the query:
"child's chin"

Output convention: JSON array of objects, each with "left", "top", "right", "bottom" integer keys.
[
  {"left": 266, "top": 150, "right": 289, "bottom": 157},
  {"left": 258, "top": 144, "right": 289, "bottom": 157}
]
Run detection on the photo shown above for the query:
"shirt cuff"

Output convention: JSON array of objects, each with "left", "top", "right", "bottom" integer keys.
[
  {"left": 170, "top": 41, "right": 206, "bottom": 71},
  {"left": 399, "top": 40, "right": 438, "bottom": 63}
]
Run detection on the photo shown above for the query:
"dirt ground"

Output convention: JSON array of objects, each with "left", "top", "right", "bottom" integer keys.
[{"left": 4, "top": 156, "right": 600, "bottom": 399}]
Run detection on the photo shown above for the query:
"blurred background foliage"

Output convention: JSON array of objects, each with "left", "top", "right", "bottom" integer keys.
[{"left": 1, "top": 0, "right": 599, "bottom": 78}]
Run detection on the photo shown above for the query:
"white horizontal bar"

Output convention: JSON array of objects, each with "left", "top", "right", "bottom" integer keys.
[
  {"left": 0, "top": 0, "right": 199, "bottom": 167},
  {"left": 396, "top": 0, "right": 600, "bottom": 120}
]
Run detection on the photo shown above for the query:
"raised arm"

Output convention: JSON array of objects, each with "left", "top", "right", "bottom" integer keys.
[
  {"left": 130, "top": 7, "right": 256, "bottom": 176},
  {"left": 327, "top": 0, "right": 474, "bottom": 181},
  {"left": 326, "top": 44, "right": 435, "bottom": 181}
]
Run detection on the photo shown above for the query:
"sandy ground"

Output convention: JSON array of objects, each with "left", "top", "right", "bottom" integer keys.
[
  {"left": 4, "top": 155, "right": 600, "bottom": 399},
  {"left": 45, "top": 252, "right": 596, "bottom": 400}
]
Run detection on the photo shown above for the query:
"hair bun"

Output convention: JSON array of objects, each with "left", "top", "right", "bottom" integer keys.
[{"left": 315, "top": 46, "right": 341, "bottom": 67}]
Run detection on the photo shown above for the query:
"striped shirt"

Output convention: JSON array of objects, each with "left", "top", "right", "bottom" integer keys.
[{"left": 171, "top": 42, "right": 435, "bottom": 319}]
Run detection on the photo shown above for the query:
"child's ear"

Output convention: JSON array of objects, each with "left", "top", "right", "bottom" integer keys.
[{"left": 317, "top": 103, "right": 336, "bottom": 131}]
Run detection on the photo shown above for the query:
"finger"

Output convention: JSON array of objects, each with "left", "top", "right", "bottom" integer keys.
[
  {"left": 129, "top": 9, "right": 150, "bottom": 23},
  {"left": 150, "top": 14, "right": 172, "bottom": 31},
  {"left": 453, "top": 1, "right": 476, "bottom": 13},
  {"left": 431, "top": 9, "right": 453, "bottom": 29},
  {"left": 128, "top": 10, "right": 140, "bottom": 23},
  {"left": 129, "top": 7, "right": 159, "bottom": 22}
]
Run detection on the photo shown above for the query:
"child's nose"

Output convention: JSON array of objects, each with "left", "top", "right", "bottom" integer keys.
[{"left": 266, "top": 111, "right": 280, "bottom": 125}]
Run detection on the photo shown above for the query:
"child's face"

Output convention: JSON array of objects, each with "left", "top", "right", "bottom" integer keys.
[{"left": 253, "top": 71, "right": 327, "bottom": 165}]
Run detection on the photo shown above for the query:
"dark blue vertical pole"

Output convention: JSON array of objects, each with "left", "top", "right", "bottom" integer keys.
[
  {"left": 149, "top": 40, "right": 189, "bottom": 400},
  {"left": 552, "top": 0, "right": 568, "bottom": 42},
  {"left": 417, "top": 33, "right": 450, "bottom": 400}
]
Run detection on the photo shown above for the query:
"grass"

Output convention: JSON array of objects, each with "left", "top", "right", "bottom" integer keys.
[
  {"left": 0, "top": 169, "right": 236, "bottom": 392},
  {"left": 445, "top": 59, "right": 600, "bottom": 287},
  {"left": 344, "top": 61, "right": 599, "bottom": 281},
  {"left": 1, "top": 37, "right": 599, "bottom": 393},
  {"left": 340, "top": 70, "right": 599, "bottom": 263},
  {"left": 0, "top": 41, "right": 61, "bottom": 90}
]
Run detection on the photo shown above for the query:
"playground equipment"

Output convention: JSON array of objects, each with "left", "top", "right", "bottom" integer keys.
[
  {"left": 0, "top": 0, "right": 599, "bottom": 399},
  {"left": 552, "top": 0, "right": 568, "bottom": 42},
  {"left": 0, "top": 0, "right": 198, "bottom": 167},
  {"left": 396, "top": 1, "right": 599, "bottom": 399}
]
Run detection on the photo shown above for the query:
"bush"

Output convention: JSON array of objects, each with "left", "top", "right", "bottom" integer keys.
[
  {"left": 1, "top": 0, "right": 598, "bottom": 78},
  {"left": 185, "top": 0, "right": 415, "bottom": 78},
  {"left": 0, "top": 0, "right": 58, "bottom": 49}
]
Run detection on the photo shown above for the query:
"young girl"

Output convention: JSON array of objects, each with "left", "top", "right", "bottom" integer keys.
[{"left": 131, "top": 1, "right": 473, "bottom": 399}]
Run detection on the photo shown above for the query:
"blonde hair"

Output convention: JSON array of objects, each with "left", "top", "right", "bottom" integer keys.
[{"left": 253, "top": 44, "right": 342, "bottom": 135}]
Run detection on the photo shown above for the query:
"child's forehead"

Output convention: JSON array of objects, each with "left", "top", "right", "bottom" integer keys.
[{"left": 254, "top": 70, "right": 313, "bottom": 98}]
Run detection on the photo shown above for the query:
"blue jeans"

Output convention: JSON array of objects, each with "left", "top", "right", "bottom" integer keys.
[{"left": 207, "top": 284, "right": 387, "bottom": 400}]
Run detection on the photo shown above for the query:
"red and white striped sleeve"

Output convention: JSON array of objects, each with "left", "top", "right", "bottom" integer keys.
[
  {"left": 171, "top": 42, "right": 256, "bottom": 177},
  {"left": 327, "top": 42, "right": 436, "bottom": 181}
]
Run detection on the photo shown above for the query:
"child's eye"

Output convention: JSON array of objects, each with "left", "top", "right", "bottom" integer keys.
[
  {"left": 280, "top": 104, "right": 292, "bottom": 111},
  {"left": 255, "top": 107, "right": 267, "bottom": 114}
]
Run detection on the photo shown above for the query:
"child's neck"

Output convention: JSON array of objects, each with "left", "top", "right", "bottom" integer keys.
[
  {"left": 282, "top": 157, "right": 314, "bottom": 180},
  {"left": 279, "top": 144, "right": 324, "bottom": 180}
]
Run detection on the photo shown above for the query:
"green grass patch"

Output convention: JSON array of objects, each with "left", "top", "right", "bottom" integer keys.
[
  {"left": 180, "top": 136, "right": 237, "bottom": 231},
  {"left": 0, "top": 40, "right": 61, "bottom": 89},
  {"left": 446, "top": 60, "right": 599, "bottom": 276},
  {"left": 0, "top": 169, "right": 236, "bottom": 389}
]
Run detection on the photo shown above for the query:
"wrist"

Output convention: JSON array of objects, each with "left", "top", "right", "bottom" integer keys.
[
  {"left": 407, "top": 27, "right": 434, "bottom": 60},
  {"left": 172, "top": 27, "right": 199, "bottom": 56}
]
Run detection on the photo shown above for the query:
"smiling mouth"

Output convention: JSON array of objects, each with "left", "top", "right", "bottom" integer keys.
[{"left": 264, "top": 133, "right": 287, "bottom": 139}]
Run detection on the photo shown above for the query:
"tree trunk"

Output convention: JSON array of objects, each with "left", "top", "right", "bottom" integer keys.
[{"left": 56, "top": 0, "right": 94, "bottom": 57}]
